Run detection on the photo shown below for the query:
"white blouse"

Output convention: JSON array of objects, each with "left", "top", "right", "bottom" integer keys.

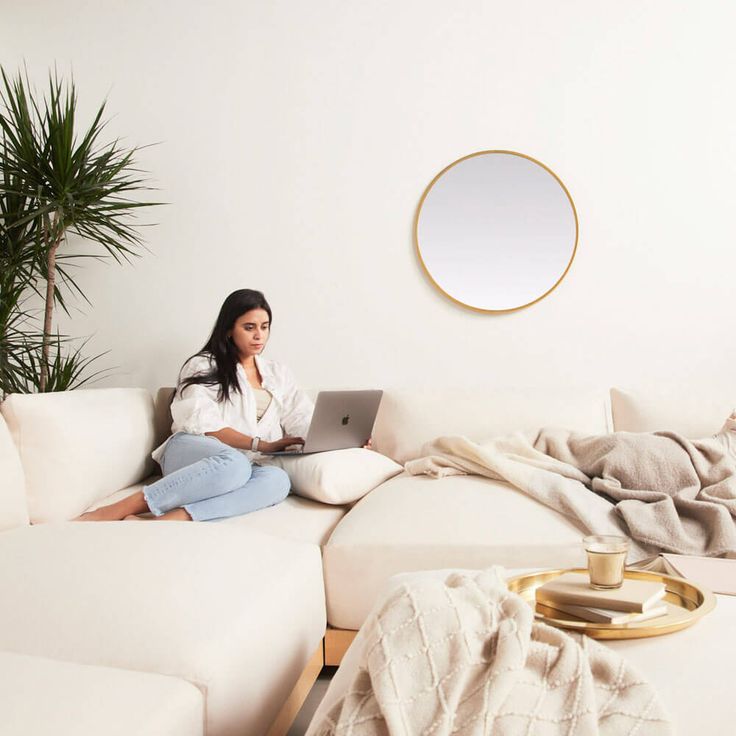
[{"left": 152, "top": 353, "right": 314, "bottom": 464}]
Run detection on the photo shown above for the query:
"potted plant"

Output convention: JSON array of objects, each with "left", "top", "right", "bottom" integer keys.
[{"left": 0, "top": 68, "right": 159, "bottom": 396}]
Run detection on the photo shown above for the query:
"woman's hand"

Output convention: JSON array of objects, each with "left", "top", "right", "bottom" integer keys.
[
  {"left": 260, "top": 436, "right": 305, "bottom": 453},
  {"left": 363, "top": 437, "right": 373, "bottom": 450}
]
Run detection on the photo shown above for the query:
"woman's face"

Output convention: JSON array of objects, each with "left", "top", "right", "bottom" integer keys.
[{"left": 229, "top": 308, "right": 270, "bottom": 360}]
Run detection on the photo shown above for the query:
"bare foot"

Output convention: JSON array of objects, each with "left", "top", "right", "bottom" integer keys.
[
  {"left": 124, "top": 509, "right": 192, "bottom": 522},
  {"left": 73, "top": 491, "right": 149, "bottom": 522},
  {"left": 154, "top": 508, "right": 192, "bottom": 521},
  {"left": 75, "top": 508, "right": 125, "bottom": 522}
]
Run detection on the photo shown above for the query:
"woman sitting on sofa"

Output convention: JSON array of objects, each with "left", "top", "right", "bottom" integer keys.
[{"left": 77, "top": 289, "right": 312, "bottom": 522}]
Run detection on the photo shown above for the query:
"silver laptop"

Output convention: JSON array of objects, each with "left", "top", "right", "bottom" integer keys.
[{"left": 262, "top": 390, "right": 383, "bottom": 456}]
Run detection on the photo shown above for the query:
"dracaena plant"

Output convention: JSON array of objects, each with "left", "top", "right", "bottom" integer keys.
[{"left": 0, "top": 67, "right": 159, "bottom": 396}]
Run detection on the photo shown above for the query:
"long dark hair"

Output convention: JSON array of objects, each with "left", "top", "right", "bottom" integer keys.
[{"left": 178, "top": 289, "right": 273, "bottom": 402}]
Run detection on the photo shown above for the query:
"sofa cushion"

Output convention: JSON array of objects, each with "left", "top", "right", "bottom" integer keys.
[
  {"left": 0, "top": 413, "right": 29, "bottom": 531},
  {"left": 265, "top": 448, "right": 404, "bottom": 504},
  {"left": 372, "top": 387, "right": 611, "bottom": 464},
  {"left": 222, "top": 493, "right": 348, "bottom": 544},
  {"left": 322, "top": 473, "right": 586, "bottom": 629},
  {"left": 610, "top": 387, "right": 732, "bottom": 438},
  {"left": 88, "top": 482, "right": 349, "bottom": 546},
  {"left": 0, "top": 650, "right": 203, "bottom": 736},
  {"left": 0, "top": 523, "right": 325, "bottom": 736},
  {"left": 0, "top": 388, "right": 157, "bottom": 523}
]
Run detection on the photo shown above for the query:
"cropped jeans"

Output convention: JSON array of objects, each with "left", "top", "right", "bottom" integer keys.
[{"left": 143, "top": 432, "right": 290, "bottom": 521}]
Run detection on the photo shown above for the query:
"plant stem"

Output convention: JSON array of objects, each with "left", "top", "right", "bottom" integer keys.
[{"left": 39, "top": 212, "right": 62, "bottom": 392}]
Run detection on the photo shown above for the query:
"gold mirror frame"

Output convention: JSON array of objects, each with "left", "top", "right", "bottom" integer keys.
[{"left": 413, "top": 150, "right": 579, "bottom": 314}]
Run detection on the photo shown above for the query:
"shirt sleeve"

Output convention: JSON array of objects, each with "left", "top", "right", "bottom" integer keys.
[
  {"left": 279, "top": 366, "right": 314, "bottom": 438},
  {"left": 170, "top": 356, "right": 228, "bottom": 436}
]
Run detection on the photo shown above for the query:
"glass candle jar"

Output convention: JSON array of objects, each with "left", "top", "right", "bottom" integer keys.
[{"left": 583, "top": 534, "right": 629, "bottom": 589}]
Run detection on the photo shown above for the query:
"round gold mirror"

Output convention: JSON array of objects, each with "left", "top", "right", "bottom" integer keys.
[{"left": 414, "top": 150, "right": 578, "bottom": 313}]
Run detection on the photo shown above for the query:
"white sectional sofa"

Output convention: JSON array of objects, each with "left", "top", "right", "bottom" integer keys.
[{"left": 0, "top": 383, "right": 731, "bottom": 734}]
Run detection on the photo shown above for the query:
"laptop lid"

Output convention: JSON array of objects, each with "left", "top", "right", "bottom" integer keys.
[{"left": 263, "top": 389, "right": 383, "bottom": 455}]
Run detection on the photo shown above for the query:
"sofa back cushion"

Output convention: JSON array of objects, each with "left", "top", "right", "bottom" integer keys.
[
  {"left": 1, "top": 388, "right": 156, "bottom": 523},
  {"left": 0, "top": 412, "right": 29, "bottom": 530},
  {"left": 372, "top": 387, "right": 610, "bottom": 464},
  {"left": 610, "top": 387, "right": 732, "bottom": 438}
]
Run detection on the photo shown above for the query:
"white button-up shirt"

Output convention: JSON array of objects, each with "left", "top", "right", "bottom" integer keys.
[{"left": 152, "top": 353, "right": 314, "bottom": 464}]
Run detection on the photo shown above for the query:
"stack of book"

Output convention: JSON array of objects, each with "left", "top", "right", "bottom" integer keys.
[{"left": 535, "top": 572, "right": 669, "bottom": 624}]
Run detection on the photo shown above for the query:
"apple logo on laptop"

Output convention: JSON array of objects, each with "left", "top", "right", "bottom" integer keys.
[{"left": 341, "top": 415, "right": 350, "bottom": 426}]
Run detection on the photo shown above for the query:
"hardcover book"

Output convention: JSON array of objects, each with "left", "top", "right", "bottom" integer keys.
[
  {"left": 539, "top": 600, "right": 669, "bottom": 624},
  {"left": 535, "top": 572, "right": 666, "bottom": 613}
]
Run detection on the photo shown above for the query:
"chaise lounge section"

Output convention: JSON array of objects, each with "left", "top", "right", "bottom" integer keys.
[{"left": 324, "top": 386, "right": 611, "bottom": 633}]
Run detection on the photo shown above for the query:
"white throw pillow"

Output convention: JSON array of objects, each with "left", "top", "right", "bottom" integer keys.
[
  {"left": 372, "top": 387, "right": 610, "bottom": 464},
  {"left": 264, "top": 448, "right": 403, "bottom": 505},
  {"left": 610, "top": 387, "right": 732, "bottom": 438},
  {"left": 0, "top": 413, "right": 29, "bottom": 530},
  {"left": 1, "top": 388, "right": 156, "bottom": 523}
]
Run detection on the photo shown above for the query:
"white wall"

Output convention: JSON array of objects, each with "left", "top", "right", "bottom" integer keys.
[{"left": 3, "top": 1, "right": 735, "bottom": 398}]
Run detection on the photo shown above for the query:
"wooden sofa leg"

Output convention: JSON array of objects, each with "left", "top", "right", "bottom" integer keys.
[
  {"left": 324, "top": 628, "right": 357, "bottom": 667},
  {"left": 266, "top": 643, "right": 324, "bottom": 736},
  {"left": 266, "top": 629, "right": 358, "bottom": 735}
]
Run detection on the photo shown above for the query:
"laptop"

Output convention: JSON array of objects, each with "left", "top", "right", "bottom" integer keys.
[{"left": 262, "top": 389, "right": 384, "bottom": 456}]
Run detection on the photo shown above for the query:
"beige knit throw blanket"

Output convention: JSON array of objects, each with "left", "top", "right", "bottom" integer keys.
[
  {"left": 403, "top": 416, "right": 736, "bottom": 559},
  {"left": 313, "top": 568, "right": 672, "bottom": 736}
]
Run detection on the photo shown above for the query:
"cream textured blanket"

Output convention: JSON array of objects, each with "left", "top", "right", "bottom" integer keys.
[
  {"left": 403, "top": 416, "right": 736, "bottom": 559},
  {"left": 314, "top": 568, "right": 672, "bottom": 736}
]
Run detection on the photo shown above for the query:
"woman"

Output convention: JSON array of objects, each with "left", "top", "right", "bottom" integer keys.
[{"left": 78, "top": 289, "right": 311, "bottom": 522}]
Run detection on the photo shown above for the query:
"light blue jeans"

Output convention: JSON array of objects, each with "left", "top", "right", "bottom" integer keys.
[{"left": 143, "top": 433, "right": 290, "bottom": 521}]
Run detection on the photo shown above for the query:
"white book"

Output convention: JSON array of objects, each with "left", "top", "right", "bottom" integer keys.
[
  {"left": 540, "top": 600, "right": 669, "bottom": 624},
  {"left": 535, "top": 572, "right": 666, "bottom": 613}
]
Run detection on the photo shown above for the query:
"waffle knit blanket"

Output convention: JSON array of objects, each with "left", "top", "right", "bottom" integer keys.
[
  {"left": 313, "top": 568, "right": 672, "bottom": 736},
  {"left": 403, "top": 416, "right": 736, "bottom": 559}
]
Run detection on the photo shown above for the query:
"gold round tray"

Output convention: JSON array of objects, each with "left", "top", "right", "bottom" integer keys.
[{"left": 506, "top": 567, "right": 716, "bottom": 640}]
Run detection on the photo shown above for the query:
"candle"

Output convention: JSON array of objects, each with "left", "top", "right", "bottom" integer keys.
[{"left": 583, "top": 535, "right": 629, "bottom": 589}]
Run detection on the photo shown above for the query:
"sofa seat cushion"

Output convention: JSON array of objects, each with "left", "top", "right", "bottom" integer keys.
[
  {"left": 88, "top": 482, "right": 348, "bottom": 546},
  {"left": 0, "top": 413, "right": 28, "bottom": 531},
  {"left": 222, "top": 494, "right": 348, "bottom": 544},
  {"left": 0, "top": 650, "right": 203, "bottom": 736},
  {"left": 1, "top": 388, "right": 157, "bottom": 523},
  {"left": 0, "top": 523, "right": 326, "bottom": 736},
  {"left": 323, "top": 473, "right": 586, "bottom": 629},
  {"left": 605, "top": 590, "right": 735, "bottom": 733},
  {"left": 307, "top": 569, "right": 736, "bottom": 736}
]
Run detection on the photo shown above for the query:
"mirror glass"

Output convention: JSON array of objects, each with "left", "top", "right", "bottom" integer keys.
[{"left": 414, "top": 151, "right": 578, "bottom": 313}]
